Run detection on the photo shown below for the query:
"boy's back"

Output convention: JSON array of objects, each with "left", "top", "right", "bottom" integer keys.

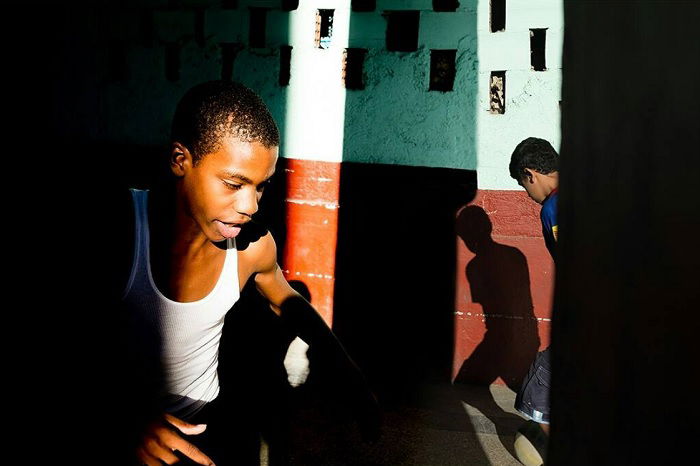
[{"left": 540, "top": 188, "right": 558, "bottom": 261}]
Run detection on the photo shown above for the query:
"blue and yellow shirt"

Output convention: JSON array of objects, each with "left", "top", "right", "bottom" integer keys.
[{"left": 540, "top": 188, "right": 558, "bottom": 261}]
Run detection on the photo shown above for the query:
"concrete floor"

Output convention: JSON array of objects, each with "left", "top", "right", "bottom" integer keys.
[{"left": 266, "top": 383, "right": 526, "bottom": 466}]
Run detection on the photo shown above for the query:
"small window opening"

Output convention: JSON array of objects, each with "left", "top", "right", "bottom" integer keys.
[
  {"left": 220, "top": 43, "right": 242, "bottom": 81},
  {"left": 165, "top": 43, "right": 180, "bottom": 82},
  {"left": 530, "top": 28, "right": 547, "bottom": 71},
  {"left": 429, "top": 50, "right": 457, "bottom": 92},
  {"left": 352, "top": 0, "right": 376, "bottom": 12},
  {"left": 279, "top": 45, "right": 292, "bottom": 86},
  {"left": 490, "top": 0, "right": 505, "bottom": 32},
  {"left": 343, "top": 48, "right": 367, "bottom": 90},
  {"left": 282, "top": 0, "right": 299, "bottom": 11},
  {"left": 195, "top": 7, "right": 205, "bottom": 46},
  {"left": 433, "top": 0, "right": 459, "bottom": 12},
  {"left": 489, "top": 71, "right": 506, "bottom": 114},
  {"left": 314, "top": 9, "right": 334, "bottom": 49},
  {"left": 384, "top": 11, "right": 420, "bottom": 52},
  {"left": 249, "top": 8, "right": 268, "bottom": 48}
]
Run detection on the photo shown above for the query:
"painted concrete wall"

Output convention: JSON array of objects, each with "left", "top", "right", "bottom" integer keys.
[
  {"left": 475, "top": 0, "right": 563, "bottom": 190},
  {"left": 343, "top": 3, "right": 478, "bottom": 169},
  {"left": 453, "top": 190, "right": 554, "bottom": 386},
  {"left": 342, "top": 0, "right": 563, "bottom": 183},
  {"left": 95, "top": 0, "right": 561, "bottom": 190},
  {"left": 283, "top": 1, "right": 350, "bottom": 163},
  {"left": 67, "top": 0, "right": 563, "bottom": 384},
  {"left": 97, "top": 1, "right": 291, "bottom": 152}
]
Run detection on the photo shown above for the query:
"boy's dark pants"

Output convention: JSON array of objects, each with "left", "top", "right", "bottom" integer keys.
[
  {"left": 174, "top": 390, "right": 291, "bottom": 466},
  {"left": 514, "top": 346, "right": 551, "bottom": 424}
]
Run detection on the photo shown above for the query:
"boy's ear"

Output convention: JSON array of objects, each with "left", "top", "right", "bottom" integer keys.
[
  {"left": 170, "top": 142, "right": 189, "bottom": 176},
  {"left": 523, "top": 168, "right": 537, "bottom": 184}
]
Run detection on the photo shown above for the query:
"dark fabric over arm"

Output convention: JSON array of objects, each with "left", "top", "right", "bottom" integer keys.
[
  {"left": 277, "top": 294, "right": 382, "bottom": 441},
  {"left": 277, "top": 296, "right": 369, "bottom": 396},
  {"left": 277, "top": 296, "right": 357, "bottom": 371}
]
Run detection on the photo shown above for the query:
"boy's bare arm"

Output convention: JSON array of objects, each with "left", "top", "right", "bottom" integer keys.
[
  {"left": 247, "top": 231, "right": 301, "bottom": 311},
  {"left": 248, "top": 231, "right": 334, "bottom": 328}
]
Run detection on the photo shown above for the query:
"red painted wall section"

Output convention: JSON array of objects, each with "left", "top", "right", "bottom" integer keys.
[
  {"left": 281, "top": 158, "right": 341, "bottom": 325},
  {"left": 453, "top": 189, "right": 555, "bottom": 387}
]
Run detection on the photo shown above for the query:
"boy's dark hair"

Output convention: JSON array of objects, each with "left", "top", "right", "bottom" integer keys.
[
  {"left": 509, "top": 137, "right": 559, "bottom": 181},
  {"left": 171, "top": 80, "right": 280, "bottom": 167}
]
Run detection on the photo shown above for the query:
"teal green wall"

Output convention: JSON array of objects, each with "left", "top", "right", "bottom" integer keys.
[
  {"left": 343, "top": 7, "right": 479, "bottom": 170},
  {"left": 89, "top": 0, "right": 562, "bottom": 190}
]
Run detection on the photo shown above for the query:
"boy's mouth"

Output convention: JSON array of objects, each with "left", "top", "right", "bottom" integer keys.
[{"left": 214, "top": 220, "right": 242, "bottom": 238}]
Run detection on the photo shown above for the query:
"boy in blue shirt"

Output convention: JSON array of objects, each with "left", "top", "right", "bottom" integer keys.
[{"left": 508, "top": 137, "right": 559, "bottom": 466}]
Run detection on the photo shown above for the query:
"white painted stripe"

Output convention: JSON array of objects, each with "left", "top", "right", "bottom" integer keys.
[
  {"left": 284, "top": 2, "right": 351, "bottom": 163},
  {"left": 282, "top": 270, "right": 334, "bottom": 280},
  {"left": 454, "top": 311, "right": 551, "bottom": 322},
  {"left": 286, "top": 199, "right": 339, "bottom": 209}
]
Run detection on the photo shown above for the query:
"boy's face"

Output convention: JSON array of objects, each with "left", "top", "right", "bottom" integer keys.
[
  {"left": 518, "top": 169, "right": 547, "bottom": 204},
  {"left": 172, "top": 136, "right": 278, "bottom": 241}
]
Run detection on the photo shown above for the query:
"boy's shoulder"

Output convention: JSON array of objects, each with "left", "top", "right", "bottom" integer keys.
[
  {"left": 236, "top": 220, "right": 281, "bottom": 276},
  {"left": 236, "top": 220, "right": 270, "bottom": 251}
]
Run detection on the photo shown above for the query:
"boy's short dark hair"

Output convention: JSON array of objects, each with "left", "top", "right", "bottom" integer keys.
[
  {"left": 171, "top": 80, "right": 280, "bottom": 167},
  {"left": 509, "top": 137, "right": 559, "bottom": 181}
]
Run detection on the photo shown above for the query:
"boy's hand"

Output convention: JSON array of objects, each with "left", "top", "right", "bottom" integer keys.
[
  {"left": 136, "top": 413, "right": 215, "bottom": 465},
  {"left": 283, "top": 336, "right": 310, "bottom": 387}
]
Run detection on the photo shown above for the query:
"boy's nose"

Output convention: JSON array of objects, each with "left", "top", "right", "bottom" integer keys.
[{"left": 236, "top": 190, "right": 259, "bottom": 217}]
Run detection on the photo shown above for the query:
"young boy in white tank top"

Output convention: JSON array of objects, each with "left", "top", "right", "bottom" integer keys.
[{"left": 123, "top": 81, "right": 380, "bottom": 466}]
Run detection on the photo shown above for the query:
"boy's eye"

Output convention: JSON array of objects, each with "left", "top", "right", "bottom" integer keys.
[{"left": 223, "top": 181, "right": 242, "bottom": 191}]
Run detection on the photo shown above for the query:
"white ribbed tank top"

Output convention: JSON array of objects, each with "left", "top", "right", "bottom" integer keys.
[{"left": 121, "top": 188, "right": 240, "bottom": 420}]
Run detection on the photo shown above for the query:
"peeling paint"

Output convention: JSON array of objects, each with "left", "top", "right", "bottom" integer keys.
[
  {"left": 282, "top": 269, "right": 334, "bottom": 280},
  {"left": 286, "top": 199, "right": 339, "bottom": 210},
  {"left": 304, "top": 272, "right": 335, "bottom": 280},
  {"left": 456, "top": 311, "right": 551, "bottom": 323}
]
